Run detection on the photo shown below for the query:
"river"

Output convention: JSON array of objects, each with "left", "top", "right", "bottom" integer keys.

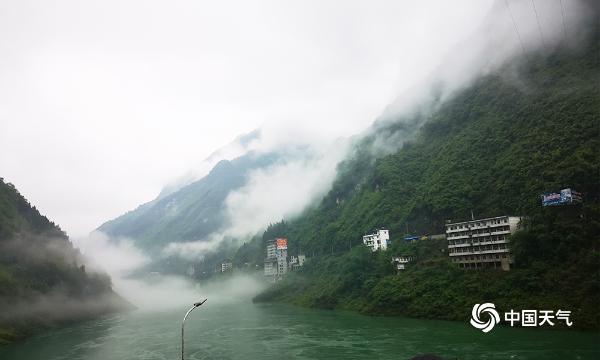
[{"left": 0, "top": 300, "right": 598, "bottom": 360}]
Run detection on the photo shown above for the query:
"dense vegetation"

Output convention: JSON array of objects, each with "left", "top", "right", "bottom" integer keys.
[
  {"left": 0, "top": 179, "right": 130, "bottom": 344},
  {"left": 253, "top": 39, "right": 600, "bottom": 330}
]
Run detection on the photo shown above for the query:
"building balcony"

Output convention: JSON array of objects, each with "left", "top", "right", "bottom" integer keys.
[
  {"left": 470, "top": 232, "right": 491, "bottom": 237},
  {"left": 454, "top": 257, "right": 511, "bottom": 264},
  {"left": 445, "top": 228, "right": 465, "bottom": 234},
  {"left": 448, "top": 243, "right": 471, "bottom": 248},
  {"left": 447, "top": 234, "right": 470, "bottom": 240},
  {"left": 468, "top": 224, "right": 490, "bottom": 230},
  {"left": 474, "top": 239, "right": 508, "bottom": 246},
  {"left": 449, "top": 248, "right": 510, "bottom": 256}
]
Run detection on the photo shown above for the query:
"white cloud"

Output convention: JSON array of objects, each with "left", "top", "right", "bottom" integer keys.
[
  {"left": 162, "top": 234, "right": 227, "bottom": 261},
  {"left": 73, "top": 231, "right": 265, "bottom": 309},
  {"left": 224, "top": 140, "right": 350, "bottom": 238},
  {"left": 0, "top": 0, "right": 593, "bottom": 240},
  {"left": 0, "top": 0, "right": 495, "bottom": 237},
  {"left": 159, "top": 0, "right": 595, "bottom": 261},
  {"left": 74, "top": 231, "right": 150, "bottom": 277}
]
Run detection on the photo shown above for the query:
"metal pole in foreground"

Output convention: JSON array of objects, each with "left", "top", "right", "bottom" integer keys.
[{"left": 182, "top": 299, "right": 207, "bottom": 360}]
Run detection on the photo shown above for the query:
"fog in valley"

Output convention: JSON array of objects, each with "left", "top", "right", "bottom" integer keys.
[{"left": 0, "top": 0, "right": 596, "bottom": 321}]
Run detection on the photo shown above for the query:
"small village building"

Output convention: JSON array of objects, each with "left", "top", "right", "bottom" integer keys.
[
  {"left": 391, "top": 256, "right": 415, "bottom": 271},
  {"left": 289, "top": 254, "right": 306, "bottom": 271}
]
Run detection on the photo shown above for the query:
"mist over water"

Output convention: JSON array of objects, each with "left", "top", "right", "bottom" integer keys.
[
  {"left": 113, "top": 273, "right": 267, "bottom": 311},
  {"left": 73, "top": 232, "right": 267, "bottom": 312}
]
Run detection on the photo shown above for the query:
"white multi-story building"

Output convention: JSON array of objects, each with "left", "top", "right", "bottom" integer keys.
[
  {"left": 277, "top": 254, "right": 288, "bottom": 276},
  {"left": 446, "top": 215, "right": 522, "bottom": 271},
  {"left": 363, "top": 229, "right": 390, "bottom": 251},
  {"left": 264, "top": 240, "right": 278, "bottom": 277},
  {"left": 221, "top": 260, "right": 232, "bottom": 273},
  {"left": 264, "top": 238, "right": 288, "bottom": 281}
]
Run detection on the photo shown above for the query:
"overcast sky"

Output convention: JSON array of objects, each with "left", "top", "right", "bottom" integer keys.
[{"left": 1, "top": 0, "right": 583, "bottom": 238}]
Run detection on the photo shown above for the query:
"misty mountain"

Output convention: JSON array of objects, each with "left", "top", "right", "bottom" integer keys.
[
  {"left": 0, "top": 178, "right": 131, "bottom": 343},
  {"left": 97, "top": 151, "right": 281, "bottom": 250},
  {"left": 283, "top": 37, "right": 599, "bottom": 255},
  {"left": 253, "top": 35, "right": 600, "bottom": 329}
]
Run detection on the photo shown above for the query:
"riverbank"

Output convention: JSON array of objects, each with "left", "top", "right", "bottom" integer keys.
[{"left": 253, "top": 233, "right": 600, "bottom": 331}]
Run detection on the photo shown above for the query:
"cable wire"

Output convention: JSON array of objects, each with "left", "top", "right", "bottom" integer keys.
[
  {"left": 505, "top": 0, "right": 526, "bottom": 55},
  {"left": 531, "top": 0, "right": 547, "bottom": 48},
  {"left": 559, "top": 0, "right": 568, "bottom": 39}
]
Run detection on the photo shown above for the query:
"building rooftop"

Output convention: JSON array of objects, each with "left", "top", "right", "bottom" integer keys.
[{"left": 445, "top": 215, "right": 522, "bottom": 226}]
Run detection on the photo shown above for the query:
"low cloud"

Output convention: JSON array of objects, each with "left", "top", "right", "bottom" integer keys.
[
  {"left": 162, "top": 233, "right": 227, "bottom": 261},
  {"left": 159, "top": 138, "right": 351, "bottom": 260},
  {"left": 224, "top": 140, "right": 351, "bottom": 238},
  {"left": 76, "top": 231, "right": 150, "bottom": 277},
  {"left": 159, "top": 0, "right": 597, "bottom": 262},
  {"left": 115, "top": 273, "right": 267, "bottom": 310},
  {"left": 73, "top": 233, "right": 266, "bottom": 311},
  {"left": 0, "top": 232, "right": 133, "bottom": 327},
  {"left": 0, "top": 290, "right": 130, "bottom": 325}
]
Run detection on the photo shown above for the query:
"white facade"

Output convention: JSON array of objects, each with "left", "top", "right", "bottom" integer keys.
[
  {"left": 277, "top": 252, "right": 288, "bottom": 276},
  {"left": 289, "top": 255, "right": 306, "bottom": 271},
  {"left": 264, "top": 240, "right": 278, "bottom": 277},
  {"left": 391, "top": 256, "right": 414, "bottom": 271},
  {"left": 264, "top": 259, "right": 277, "bottom": 276},
  {"left": 446, "top": 215, "right": 522, "bottom": 270},
  {"left": 363, "top": 229, "right": 390, "bottom": 251},
  {"left": 264, "top": 239, "right": 288, "bottom": 280},
  {"left": 221, "top": 261, "right": 232, "bottom": 273},
  {"left": 266, "top": 242, "right": 277, "bottom": 258}
]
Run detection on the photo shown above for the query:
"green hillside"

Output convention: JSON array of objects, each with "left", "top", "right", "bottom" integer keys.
[
  {"left": 0, "top": 179, "right": 131, "bottom": 344},
  {"left": 252, "top": 39, "right": 600, "bottom": 330},
  {"left": 98, "top": 152, "right": 279, "bottom": 251}
]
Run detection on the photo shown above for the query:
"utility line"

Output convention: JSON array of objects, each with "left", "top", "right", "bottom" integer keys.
[
  {"left": 531, "top": 0, "right": 547, "bottom": 48},
  {"left": 559, "top": 0, "right": 568, "bottom": 39},
  {"left": 505, "top": 0, "right": 526, "bottom": 55}
]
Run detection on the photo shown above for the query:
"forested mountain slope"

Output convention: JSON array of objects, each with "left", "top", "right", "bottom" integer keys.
[
  {"left": 98, "top": 152, "right": 279, "bottom": 250},
  {"left": 253, "top": 37, "right": 599, "bottom": 329},
  {"left": 0, "top": 179, "right": 130, "bottom": 343},
  {"left": 285, "top": 39, "right": 599, "bottom": 256}
]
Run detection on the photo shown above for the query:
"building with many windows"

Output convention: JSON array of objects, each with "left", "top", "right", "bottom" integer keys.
[
  {"left": 264, "top": 238, "right": 288, "bottom": 281},
  {"left": 446, "top": 215, "right": 522, "bottom": 271},
  {"left": 363, "top": 229, "right": 390, "bottom": 251},
  {"left": 220, "top": 259, "right": 233, "bottom": 273}
]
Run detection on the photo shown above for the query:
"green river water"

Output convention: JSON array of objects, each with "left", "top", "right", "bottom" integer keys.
[{"left": 0, "top": 300, "right": 598, "bottom": 360}]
